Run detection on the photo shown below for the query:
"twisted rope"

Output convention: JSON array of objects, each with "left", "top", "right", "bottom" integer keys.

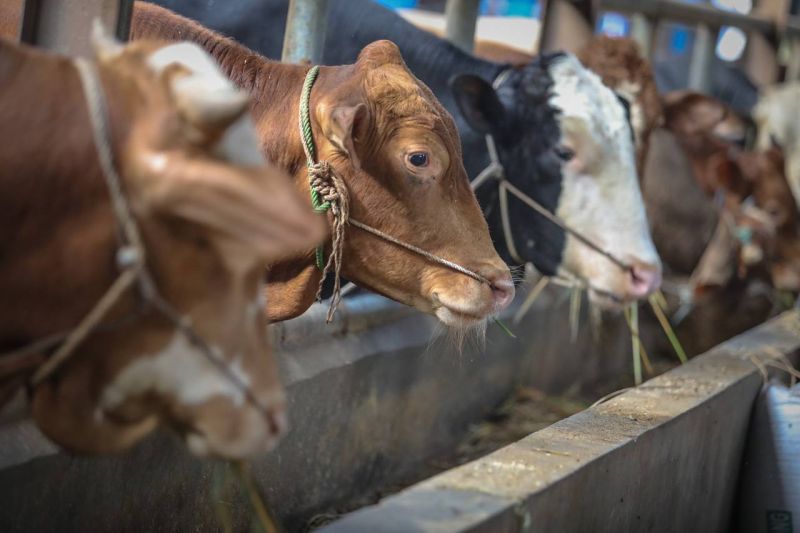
[
  {"left": 309, "top": 162, "right": 349, "bottom": 322},
  {"left": 298, "top": 65, "right": 490, "bottom": 322}
]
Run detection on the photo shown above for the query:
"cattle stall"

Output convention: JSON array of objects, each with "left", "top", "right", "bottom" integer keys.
[{"left": 2, "top": 0, "right": 800, "bottom": 532}]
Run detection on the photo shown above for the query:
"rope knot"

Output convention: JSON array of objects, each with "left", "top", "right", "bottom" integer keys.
[{"left": 307, "top": 160, "right": 350, "bottom": 322}]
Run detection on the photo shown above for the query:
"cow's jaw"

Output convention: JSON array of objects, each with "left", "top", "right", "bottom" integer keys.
[{"left": 100, "top": 329, "right": 284, "bottom": 459}]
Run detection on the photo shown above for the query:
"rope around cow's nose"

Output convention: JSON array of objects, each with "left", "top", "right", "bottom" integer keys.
[{"left": 299, "top": 65, "right": 490, "bottom": 323}]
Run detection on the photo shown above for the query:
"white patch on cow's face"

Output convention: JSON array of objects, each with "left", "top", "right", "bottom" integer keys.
[
  {"left": 547, "top": 55, "right": 660, "bottom": 304},
  {"left": 147, "top": 42, "right": 265, "bottom": 167},
  {"left": 100, "top": 331, "right": 249, "bottom": 411}
]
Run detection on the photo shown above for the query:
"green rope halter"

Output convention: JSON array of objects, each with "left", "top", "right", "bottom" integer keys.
[{"left": 299, "top": 65, "right": 329, "bottom": 270}]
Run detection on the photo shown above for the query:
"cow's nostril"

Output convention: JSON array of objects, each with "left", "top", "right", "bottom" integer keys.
[
  {"left": 627, "top": 262, "right": 662, "bottom": 299},
  {"left": 488, "top": 275, "right": 515, "bottom": 311},
  {"left": 266, "top": 406, "right": 288, "bottom": 437}
]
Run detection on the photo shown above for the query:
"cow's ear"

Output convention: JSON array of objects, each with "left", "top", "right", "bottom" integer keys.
[
  {"left": 160, "top": 65, "right": 251, "bottom": 132},
  {"left": 138, "top": 155, "right": 327, "bottom": 264},
  {"left": 449, "top": 74, "right": 505, "bottom": 135},
  {"left": 319, "top": 103, "right": 368, "bottom": 169}
]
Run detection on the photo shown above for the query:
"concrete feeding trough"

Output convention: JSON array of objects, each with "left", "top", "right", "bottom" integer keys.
[
  {"left": 321, "top": 310, "right": 800, "bottom": 532},
  {"left": 0, "top": 293, "right": 796, "bottom": 532},
  {"left": 0, "top": 287, "right": 633, "bottom": 532}
]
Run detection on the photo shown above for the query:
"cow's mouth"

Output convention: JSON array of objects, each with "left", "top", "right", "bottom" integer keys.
[
  {"left": 587, "top": 287, "right": 626, "bottom": 310},
  {"left": 434, "top": 305, "right": 488, "bottom": 327}
]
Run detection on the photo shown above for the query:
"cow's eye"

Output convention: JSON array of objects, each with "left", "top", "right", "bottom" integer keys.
[
  {"left": 554, "top": 145, "right": 575, "bottom": 162},
  {"left": 408, "top": 152, "right": 429, "bottom": 167}
]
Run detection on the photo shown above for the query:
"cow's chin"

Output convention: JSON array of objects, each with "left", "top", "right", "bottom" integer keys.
[
  {"left": 434, "top": 305, "right": 488, "bottom": 327},
  {"left": 586, "top": 288, "right": 627, "bottom": 310},
  {"left": 430, "top": 288, "right": 494, "bottom": 328},
  {"left": 181, "top": 404, "right": 286, "bottom": 460}
]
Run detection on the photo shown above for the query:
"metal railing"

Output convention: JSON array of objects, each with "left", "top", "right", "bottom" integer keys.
[{"left": 598, "top": 0, "right": 800, "bottom": 88}]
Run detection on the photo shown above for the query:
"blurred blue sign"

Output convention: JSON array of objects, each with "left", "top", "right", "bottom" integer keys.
[{"left": 375, "top": 0, "right": 540, "bottom": 17}]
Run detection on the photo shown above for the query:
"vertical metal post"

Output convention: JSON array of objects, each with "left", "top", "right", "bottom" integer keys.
[
  {"left": 281, "top": 0, "right": 329, "bottom": 64},
  {"left": 444, "top": 0, "right": 480, "bottom": 53},
  {"left": 687, "top": 23, "right": 716, "bottom": 92},
  {"left": 786, "top": 37, "right": 800, "bottom": 81},
  {"left": 743, "top": 0, "right": 784, "bottom": 87},
  {"left": 20, "top": 0, "right": 133, "bottom": 56},
  {"left": 743, "top": 32, "right": 781, "bottom": 87},
  {"left": 538, "top": 0, "right": 595, "bottom": 54},
  {"left": 629, "top": 13, "right": 655, "bottom": 58}
]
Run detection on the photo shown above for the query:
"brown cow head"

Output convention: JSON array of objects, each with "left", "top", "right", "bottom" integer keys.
[
  {"left": 665, "top": 92, "right": 800, "bottom": 294},
  {"left": 272, "top": 41, "right": 513, "bottom": 327},
  {"left": 720, "top": 148, "right": 800, "bottom": 292},
  {"left": 4, "top": 32, "right": 325, "bottom": 457}
]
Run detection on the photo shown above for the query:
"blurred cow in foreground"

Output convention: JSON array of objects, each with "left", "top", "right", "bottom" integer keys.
[{"left": 0, "top": 29, "right": 326, "bottom": 458}]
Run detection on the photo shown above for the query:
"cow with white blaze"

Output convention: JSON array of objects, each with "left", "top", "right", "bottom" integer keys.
[{"left": 0, "top": 29, "right": 326, "bottom": 457}]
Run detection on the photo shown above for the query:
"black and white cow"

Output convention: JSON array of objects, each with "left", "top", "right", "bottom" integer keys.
[{"left": 149, "top": 0, "right": 662, "bottom": 308}]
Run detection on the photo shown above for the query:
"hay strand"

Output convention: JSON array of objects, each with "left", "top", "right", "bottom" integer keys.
[
  {"left": 494, "top": 318, "right": 517, "bottom": 338},
  {"left": 648, "top": 293, "right": 688, "bottom": 364},
  {"left": 569, "top": 286, "right": 582, "bottom": 343},
  {"left": 624, "top": 305, "right": 642, "bottom": 385},
  {"left": 513, "top": 276, "right": 550, "bottom": 325}
]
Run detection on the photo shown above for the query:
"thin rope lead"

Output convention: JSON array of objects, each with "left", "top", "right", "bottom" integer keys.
[
  {"left": 348, "top": 220, "right": 488, "bottom": 284},
  {"left": 297, "top": 65, "right": 491, "bottom": 322}
]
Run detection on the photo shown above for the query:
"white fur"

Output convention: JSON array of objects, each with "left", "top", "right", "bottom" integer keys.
[
  {"left": 148, "top": 42, "right": 265, "bottom": 166},
  {"left": 214, "top": 115, "right": 266, "bottom": 166},
  {"left": 547, "top": 55, "right": 660, "bottom": 301},
  {"left": 148, "top": 42, "right": 235, "bottom": 96},
  {"left": 101, "top": 332, "right": 249, "bottom": 410},
  {"left": 754, "top": 83, "right": 800, "bottom": 203}
]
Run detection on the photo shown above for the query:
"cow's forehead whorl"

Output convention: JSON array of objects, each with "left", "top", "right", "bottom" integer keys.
[
  {"left": 363, "top": 63, "right": 458, "bottom": 140},
  {"left": 546, "top": 54, "right": 631, "bottom": 141}
]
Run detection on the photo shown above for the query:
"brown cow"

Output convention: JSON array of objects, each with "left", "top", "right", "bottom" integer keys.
[
  {"left": 643, "top": 92, "right": 800, "bottom": 355},
  {"left": 131, "top": 2, "right": 514, "bottom": 327},
  {"left": 0, "top": 29, "right": 326, "bottom": 457},
  {"left": 472, "top": 36, "right": 662, "bottom": 175}
]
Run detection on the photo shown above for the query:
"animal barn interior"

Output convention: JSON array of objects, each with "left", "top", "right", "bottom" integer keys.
[{"left": 1, "top": 0, "right": 799, "bottom": 531}]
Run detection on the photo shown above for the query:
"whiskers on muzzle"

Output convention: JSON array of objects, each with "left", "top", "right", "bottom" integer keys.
[
  {"left": 509, "top": 265, "right": 526, "bottom": 285},
  {"left": 427, "top": 316, "right": 490, "bottom": 355}
]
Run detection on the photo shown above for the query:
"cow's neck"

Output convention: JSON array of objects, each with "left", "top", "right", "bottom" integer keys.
[
  {"left": 213, "top": 46, "right": 328, "bottom": 322},
  {"left": 0, "top": 44, "right": 123, "bottom": 344}
]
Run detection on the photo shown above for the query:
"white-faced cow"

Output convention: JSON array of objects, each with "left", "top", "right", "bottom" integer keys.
[
  {"left": 0, "top": 29, "right": 326, "bottom": 457},
  {"left": 147, "top": 0, "right": 662, "bottom": 310}
]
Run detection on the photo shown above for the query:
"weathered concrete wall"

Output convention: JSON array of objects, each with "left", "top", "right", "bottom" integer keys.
[
  {"left": 0, "top": 286, "right": 633, "bottom": 532},
  {"left": 321, "top": 311, "right": 800, "bottom": 533}
]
